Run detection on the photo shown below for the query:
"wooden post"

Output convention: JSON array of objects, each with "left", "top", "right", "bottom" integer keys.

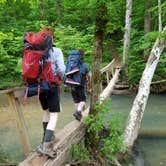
[
  {"left": 106, "top": 71, "right": 110, "bottom": 84},
  {"left": 7, "top": 91, "right": 32, "bottom": 156},
  {"left": 111, "top": 64, "right": 114, "bottom": 76}
]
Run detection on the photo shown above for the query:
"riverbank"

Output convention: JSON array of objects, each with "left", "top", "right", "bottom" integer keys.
[{"left": 0, "top": 79, "right": 166, "bottom": 94}]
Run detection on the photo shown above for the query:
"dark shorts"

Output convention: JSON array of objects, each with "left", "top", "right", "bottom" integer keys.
[
  {"left": 71, "top": 86, "right": 86, "bottom": 103},
  {"left": 39, "top": 85, "right": 61, "bottom": 112}
]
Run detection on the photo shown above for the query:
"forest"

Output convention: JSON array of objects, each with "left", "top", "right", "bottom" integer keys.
[
  {"left": 0, "top": 0, "right": 166, "bottom": 165},
  {"left": 0, "top": 0, "right": 165, "bottom": 90}
]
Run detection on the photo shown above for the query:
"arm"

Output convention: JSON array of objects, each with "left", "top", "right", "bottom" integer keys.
[{"left": 55, "top": 48, "right": 66, "bottom": 79}]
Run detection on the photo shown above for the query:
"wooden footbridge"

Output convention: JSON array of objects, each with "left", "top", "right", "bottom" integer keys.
[
  {"left": 1, "top": 56, "right": 166, "bottom": 165},
  {"left": 0, "top": 59, "right": 121, "bottom": 166}
]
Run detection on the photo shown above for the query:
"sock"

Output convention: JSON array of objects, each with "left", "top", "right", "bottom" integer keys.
[
  {"left": 41, "top": 122, "right": 48, "bottom": 143},
  {"left": 77, "top": 101, "right": 86, "bottom": 112},
  {"left": 43, "top": 129, "right": 54, "bottom": 142}
]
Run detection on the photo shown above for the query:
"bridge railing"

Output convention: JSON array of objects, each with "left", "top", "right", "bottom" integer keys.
[{"left": 0, "top": 87, "right": 32, "bottom": 156}]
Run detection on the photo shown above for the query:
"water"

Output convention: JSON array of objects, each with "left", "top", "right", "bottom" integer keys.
[
  {"left": 0, "top": 92, "right": 165, "bottom": 165},
  {"left": 0, "top": 92, "right": 76, "bottom": 163},
  {"left": 110, "top": 94, "right": 166, "bottom": 166}
]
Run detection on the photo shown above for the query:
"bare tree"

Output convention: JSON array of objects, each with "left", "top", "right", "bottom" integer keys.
[
  {"left": 39, "top": 0, "right": 44, "bottom": 19},
  {"left": 124, "top": 26, "right": 166, "bottom": 149},
  {"left": 144, "top": 0, "right": 151, "bottom": 58},
  {"left": 122, "top": 0, "right": 133, "bottom": 65},
  {"left": 144, "top": 0, "right": 151, "bottom": 33},
  {"left": 57, "top": 0, "right": 63, "bottom": 24},
  {"left": 158, "top": 0, "right": 162, "bottom": 32}
]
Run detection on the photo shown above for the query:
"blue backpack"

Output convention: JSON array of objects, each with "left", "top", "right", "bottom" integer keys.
[{"left": 65, "top": 50, "right": 86, "bottom": 86}]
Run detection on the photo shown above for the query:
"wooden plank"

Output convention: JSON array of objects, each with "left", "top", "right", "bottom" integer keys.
[
  {"left": 45, "top": 121, "right": 86, "bottom": 166},
  {"left": 7, "top": 92, "right": 32, "bottom": 156},
  {"left": 19, "top": 152, "right": 49, "bottom": 166},
  {"left": 139, "top": 129, "right": 166, "bottom": 138},
  {"left": 0, "top": 87, "right": 24, "bottom": 95},
  {"left": 100, "top": 68, "right": 121, "bottom": 103},
  {"left": 100, "top": 59, "right": 115, "bottom": 73},
  {"left": 14, "top": 88, "right": 25, "bottom": 98},
  {"left": 151, "top": 79, "right": 166, "bottom": 84},
  {"left": 106, "top": 71, "right": 110, "bottom": 84}
]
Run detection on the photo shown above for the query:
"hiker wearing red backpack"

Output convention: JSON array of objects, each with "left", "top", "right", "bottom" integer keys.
[
  {"left": 65, "top": 49, "right": 90, "bottom": 121},
  {"left": 22, "top": 26, "right": 65, "bottom": 157},
  {"left": 37, "top": 27, "right": 66, "bottom": 157}
]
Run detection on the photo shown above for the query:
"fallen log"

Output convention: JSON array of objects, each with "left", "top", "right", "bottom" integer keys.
[
  {"left": 100, "top": 68, "right": 121, "bottom": 103},
  {"left": 19, "top": 118, "right": 87, "bottom": 166},
  {"left": 139, "top": 129, "right": 166, "bottom": 138},
  {"left": 124, "top": 26, "right": 166, "bottom": 150}
]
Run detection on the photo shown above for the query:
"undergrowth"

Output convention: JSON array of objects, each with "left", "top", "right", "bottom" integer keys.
[{"left": 70, "top": 100, "right": 126, "bottom": 166}]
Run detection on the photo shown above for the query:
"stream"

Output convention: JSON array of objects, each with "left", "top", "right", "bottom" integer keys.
[{"left": 0, "top": 92, "right": 165, "bottom": 165}]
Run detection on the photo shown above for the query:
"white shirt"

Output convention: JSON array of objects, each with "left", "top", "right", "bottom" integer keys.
[{"left": 48, "top": 47, "right": 66, "bottom": 79}]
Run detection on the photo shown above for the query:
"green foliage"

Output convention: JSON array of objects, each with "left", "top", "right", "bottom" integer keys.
[
  {"left": 62, "top": 0, "right": 95, "bottom": 29},
  {"left": 0, "top": 144, "right": 9, "bottom": 163},
  {"left": 101, "top": 112, "right": 126, "bottom": 161},
  {"left": 154, "top": 52, "right": 166, "bottom": 81},
  {"left": 128, "top": 28, "right": 166, "bottom": 84},
  {"left": 106, "top": 0, "right": 125, "bottom": 34},
  {"left": 71, "top": 142, "right": 90, "bottom": 164},
  {"left": 0, "top": 31, "right": 22, "bottom": 88},
  {"left": 0, "top": 0, "right": 165, "bottom": 88},
  {"left": 84, "top": 100, "right": 125, "bottom": 164},
  {"left": 55, "top": 25, "right": 93, "bottom": 59},
  {"left": 85, "top": 101, "right": 110, "bottom": 134},
  {"left": 0, "top": 24, "right": 93, "bottom": 87}
]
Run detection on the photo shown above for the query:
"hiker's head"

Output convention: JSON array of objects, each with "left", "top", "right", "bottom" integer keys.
[
  {"left": 78, "top": 48, "right": 84, "bottom": 57},
  {"left": 40, "top": 26, "right": 54, "bottom": 37}
]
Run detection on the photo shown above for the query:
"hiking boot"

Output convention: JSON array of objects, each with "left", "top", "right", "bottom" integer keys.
[
  {"left": 73, "top": 111, "right": 82, "bottom": 121},
  {"left": 37, "top": 142, "right": 56, "bottom": 158},
  {"left": 36, "top": 134, "right": 59, "bottom": 151},
  {"left": 36, "top": 143, "right": 43, "bottom": 152}
]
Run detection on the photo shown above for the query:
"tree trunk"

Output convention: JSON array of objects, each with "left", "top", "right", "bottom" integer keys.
[
  {"left": 124, "top": 26, "right": 166, "bottom": 150},
  {"left": 108, "top": 41, "right": 121, "bottom": 66},
  {"left": 100, "top": 68, "right": 121, "bottom": 104},
  {"left": 57, "top": 0, "right": 62, "bottom": 24},
  {"left": 122, "top": 0, "right": 132, "bottom": 65},
  {"left": 144, "top": 0, "right": 151, "bottom": 33},
  {"left": 39, "top": 0, "right": 44, "bottom": 19},
  {"left": 89, "top": 1, "right": 108, "bottom": 115},
  {"left": 158, "top": 0, "right": 162, "bottom": 32},
  {"left": 144, "top": 0, "right": 151, "bottom": 59},
  {"left": 88, "top": 0, "right": 108, "bottom": 153}
]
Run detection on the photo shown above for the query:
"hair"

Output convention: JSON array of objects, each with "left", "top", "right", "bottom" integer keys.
[
  {"left": 78, "top": 48, "right": 84, "bottom": 56},
  {"left": 40, "top": 26, "right": 54, "bottom": 37}
]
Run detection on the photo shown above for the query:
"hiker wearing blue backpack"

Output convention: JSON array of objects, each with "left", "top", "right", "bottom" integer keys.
[
  {"left": 65, "top": 49, "right": 90, "bottom": 121},
  {"left": 22, "top": 26, "right": 66, "bottom": 157}
]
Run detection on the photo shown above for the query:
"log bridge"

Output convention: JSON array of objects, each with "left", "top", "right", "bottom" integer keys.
[{"left": 0, "top": 59, "right": 120, "bottom": 166}]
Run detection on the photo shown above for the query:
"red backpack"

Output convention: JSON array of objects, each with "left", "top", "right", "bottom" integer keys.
[{"left": 22, "top": 31, "right": 60, "bottom": 100}]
